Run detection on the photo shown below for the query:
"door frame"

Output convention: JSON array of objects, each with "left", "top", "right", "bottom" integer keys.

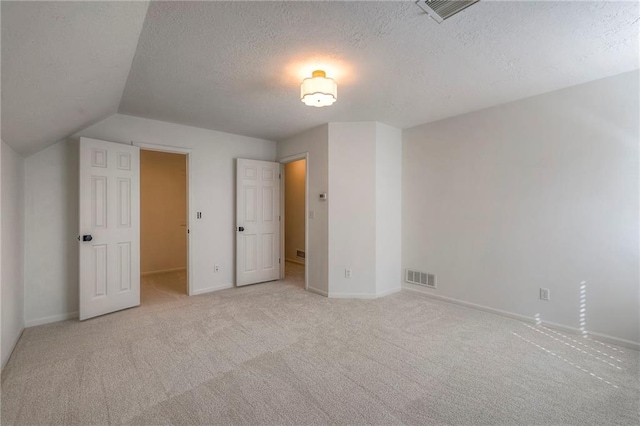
[
  {"left": 135, "top": 142, "right": 194, "bottom": 296},
  {"left": 279, "top": 152, "right": 309, "bottom": 291}
]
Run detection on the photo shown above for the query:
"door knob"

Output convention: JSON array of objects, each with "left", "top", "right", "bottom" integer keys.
[
  {"left": 81, "top": 235, "right": 93, "bottom": 242},
  {"left": 238, "top": 226, "right": 245, "bottom": 232}
]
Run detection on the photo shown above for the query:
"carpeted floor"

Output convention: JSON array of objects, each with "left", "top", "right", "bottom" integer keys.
[{"left": 2, "top": 262, "right": 638, "bottom": 425}]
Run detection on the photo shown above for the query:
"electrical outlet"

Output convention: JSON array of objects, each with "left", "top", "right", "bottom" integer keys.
[
  {"left": 345, "top": 269, "right": 352, "bottom": 278},
  {"left": 540, "top": 288, "right": 550, "bottom": 301},
  {"left": 214, "top": 265, "right": 220, "bottom": 273}
]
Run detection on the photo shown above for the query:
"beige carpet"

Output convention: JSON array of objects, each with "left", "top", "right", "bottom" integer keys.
[{"left": 2, "top": 262, "right": 638, "bottom": 425}]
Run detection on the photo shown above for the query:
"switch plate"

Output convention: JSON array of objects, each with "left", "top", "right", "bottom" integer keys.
[{"left": 540, "top": 288, "right": 550, "bottom": 301}]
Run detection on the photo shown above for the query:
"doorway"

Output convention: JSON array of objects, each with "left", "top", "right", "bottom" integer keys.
[
  {"left": 140, "top": 149, "right": 189, "bottom": 302},
  {"left": 281, "top": 156, "right": 308, "bottom": 290}
]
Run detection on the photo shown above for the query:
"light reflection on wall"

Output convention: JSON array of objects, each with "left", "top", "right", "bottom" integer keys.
[
  {"left": 579, "top": 281, "right": 588, "bottom": 338},
  {"left": 514, "top": 281, "right": 624, "bottom": 390}
]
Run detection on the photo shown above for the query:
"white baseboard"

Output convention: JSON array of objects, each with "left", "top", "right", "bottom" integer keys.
[
  {"left": 403, "top": 285, "right": 640, "bottom": 351},
  {"left": 142, "top": 267, "right": 186, "bottom": 276},
  {"left": 285, "top": 258, "right": 305, "bottom": 266},
  {"left": 535, "top": 318, "right": 640, "bottom": 351},
  {"left": 328, "top": 286, "right": 402, "bottom": 300},
  {"left": 26, "top": 311, "right": 78, "bottom": 328},
  {"left": 307, "top": 286, "right": 328, "bottom": 297},
  {"left": 329, "top": 292, "right": 377, "bottom": 299},
  {"left": 191, "top": 283, "right": 234, "bottom": 296},
  {"left": 376, "top": 287, "right": 402, "bottom": 298},
  {"left": 2, "top": 327, "right": 24, "bottom": 371}
]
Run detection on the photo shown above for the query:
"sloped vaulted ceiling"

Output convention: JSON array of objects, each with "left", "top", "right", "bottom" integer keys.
[
  {"left": 120, "top": 1, "right": 640, "bottom": 142},
  {"left": 2, "top": 1, "right": 639, "bottom": 156},
  {"left": 1, "top": 1, "right": 149, "bottom": 156}
]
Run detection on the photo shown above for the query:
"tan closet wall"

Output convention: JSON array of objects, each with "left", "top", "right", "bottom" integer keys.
[
  {"left": 285, "top": 159, "right": 306, "bottom": 264},
  {"left": 141, "top": 150, "right": 187, "bottom": 274}
]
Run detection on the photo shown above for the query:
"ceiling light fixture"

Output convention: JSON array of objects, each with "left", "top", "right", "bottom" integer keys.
[{"left": 300, "top": 70, "right": 337, "bottom": 107}]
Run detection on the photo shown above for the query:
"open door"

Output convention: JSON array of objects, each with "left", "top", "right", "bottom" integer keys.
[
  {"left": 79, "top": 137, "right": 140, "bottom": 320},
  {"left": 236, "top": 159, "right": 280, "bottom": 286}
]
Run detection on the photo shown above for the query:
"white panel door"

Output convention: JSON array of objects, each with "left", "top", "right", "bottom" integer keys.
[
  {"left": 236, "top": 159, "right": 280, "bottom": 286},
  {"left": 79, "top": 137, "right": 140, "bottom": 320}
]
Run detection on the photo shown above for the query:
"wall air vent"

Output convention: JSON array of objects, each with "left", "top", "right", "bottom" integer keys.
[
  {"left": 416, "top": 0, "right": 480, "bottom": 24},
  {"left": 406, "top": 269, "right": 437, "bottom": 289}
]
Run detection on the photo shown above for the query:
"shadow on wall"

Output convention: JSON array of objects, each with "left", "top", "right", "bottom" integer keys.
[{"left": 63, "top": 138, "right": 80, "bottom": 314}]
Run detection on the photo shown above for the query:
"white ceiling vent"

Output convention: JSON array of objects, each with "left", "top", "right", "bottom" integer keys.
[
  {"left": 416, "top": 0, "right": 480, "bottom": 23},
  {"left": 406, "top": 269, "right": 437, "bottom": 289}
]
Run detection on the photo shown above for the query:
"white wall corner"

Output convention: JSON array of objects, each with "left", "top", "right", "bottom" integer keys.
[
  {"left": 1, "top": 327, "right": 24, "bottom": 370},
  {"left": 191, "top": 283, "right": 234, "bottom": 296},
  {"left": 375, "top": 286, "right": 402, "bottom": 298},
  {"left": 307, "top": 286, "right": 329, "bottom": 297},
  {"left": 375, "top": 122, "right": 402, "bottom": 297},
  {"left": 1, "top": 141, "right": 26, "bottom": 369}
]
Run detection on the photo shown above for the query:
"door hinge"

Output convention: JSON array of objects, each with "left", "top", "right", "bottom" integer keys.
[
  {"left": 279, "top": 216, "right": 281, "bottom": 222},
  {"left": 187, "top": 229, "right": 190, "bottom": 234},
  {"left": 279, "top": 258, "right": 281, "bottom": 264},
  {"left": 279, "top": 173, "right": 281, "bottom": 179}
]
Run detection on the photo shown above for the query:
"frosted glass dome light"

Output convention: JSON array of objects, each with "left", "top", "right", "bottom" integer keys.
[{"left": 300, "top": 70, "right": 337, "bottom": 107}]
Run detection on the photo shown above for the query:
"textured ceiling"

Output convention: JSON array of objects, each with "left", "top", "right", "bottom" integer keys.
[
  {"left": 2, "top": 1, "right": 639, "bottom": 155},
  {"left": 119, "top": 1, "right": 639, "bottom": 142},
  {"left": 1, "top": 1, "right": 149, "bottom": 155}
]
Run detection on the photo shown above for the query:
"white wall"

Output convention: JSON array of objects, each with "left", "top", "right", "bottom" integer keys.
[
  {"left": 403, "top": 70, "right": 640, "bottom": 344},
  {"left": 2, "top": 141, "right": 25, "bottom": 367},
  {"left": 24, "top": 139, "right": 79, "bottom": 325},
  {"left": 1, "top": 140, "right": 2, "bottom": 366},
  {"left": 327, "top": 122, "right": 377, "bottom": 297},
  {"left": 284, "top": 159, "right": 306, "bottom": 264},
  {"left": 278, "top": 122, "right": 402, "bottom": 298},
  {"left": 375, "top": 123, "right": 402, "bottom": 296},
  {"left": 140, "top": 150, "right": 187, "bottom": 274},
  {"left": 24, "top": 114, "right": 276, "bottom": 325},
  {"left": 278, "top": 125, "right": 329, "bottom": 295}
]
